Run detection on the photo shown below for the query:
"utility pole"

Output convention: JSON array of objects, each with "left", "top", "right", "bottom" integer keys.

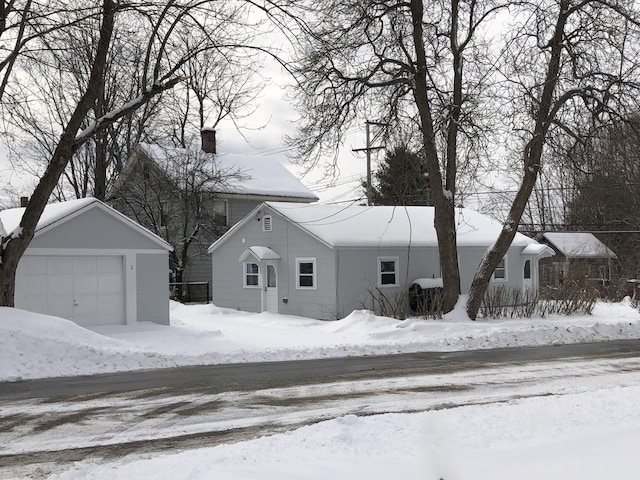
[{"left": 352, "top": 120, "right": 387, "bottom": 205}]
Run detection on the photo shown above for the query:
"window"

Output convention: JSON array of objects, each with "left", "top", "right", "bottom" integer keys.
[
  {"left": 263, "top": 215, "right": 272, "bottom": 232},
  {"left": 493, "top": 256, "right": 507, "bottom": 281},
  {"left": 213, "top": 199, "right": 228, "bottom": 227},
  {"left": 524, "top": 260, "right": 531, "bottom": 279},
  {"left": 378, "top": 257, "right": 399, "bottom": 287},
  {"left": 243, "top": 262, "right": 259, "bottom": 288},
  {"left": 296, "top": 257, "right": 316, "bottom": 289}
]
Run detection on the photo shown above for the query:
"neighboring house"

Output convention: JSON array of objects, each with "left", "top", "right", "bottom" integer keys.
[
  {"left": 106, "top": 132, "right": 318, "bottom": 301},
  {"left": 0, "top": 197, "right": 172, "bottom": 327},
  {"left": 538, "top": 232, "right": 617, "bottom": 290},
  {"left": 208, "top": 202, "right": 554, "bottom": 320}
]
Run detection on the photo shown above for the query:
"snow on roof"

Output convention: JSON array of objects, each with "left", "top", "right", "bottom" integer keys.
[
  {"left": 0, "top": 197, "right": 172, "bottom": 250},
  {"left": 542, "top": 232, "right": 617, "bottom": 258},
  {"left": 266, "top": 202, "right": 542, "bottom": 248},
  {"left": 239, "top": 246, "right": 281, "bottom": 262},
  {"left": 0, "top": 197, "right": 95, "bottom": 237},
  {"left": 138, "top": 143, "right": 318, "bottom": 201}
]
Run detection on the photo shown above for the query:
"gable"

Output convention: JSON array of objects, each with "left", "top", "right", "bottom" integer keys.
[
  {"left": 29, "top": 206, "right": 167, "bottom": 250},
  {"left": 0, "top": 198, "right": 171, "bottom": 251}
]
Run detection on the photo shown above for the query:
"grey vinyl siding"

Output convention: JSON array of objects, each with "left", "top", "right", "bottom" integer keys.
[
  {"left": 335, "top": 247, "right": 441, "bottom": 318},
  {"left": 211, "top": 207, "right": 337, "bottom": 319},
  {"left": 29, "top": 207, "right": 163, "bottom": 250},
  {"left": 226, "top": 198, "right": 262, "bottom": 226},
  {"left": 136, "top": 253, "right": 170, "bottom": 324},
  {"left": 458, "top": 246, "right": 526, "bottom": 292}
]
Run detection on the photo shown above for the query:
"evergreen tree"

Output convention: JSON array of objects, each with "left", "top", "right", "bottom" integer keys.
[{"left": 369, "top": 146, "right": 432, "bottom": 206}]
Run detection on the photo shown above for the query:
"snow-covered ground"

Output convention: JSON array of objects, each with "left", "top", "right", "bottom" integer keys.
[
  {"left": 2, "top": 299, "right": 640, "bottom": 382},
  {"left": 2, "top": 300, "right": 640, "bottom": 479}
]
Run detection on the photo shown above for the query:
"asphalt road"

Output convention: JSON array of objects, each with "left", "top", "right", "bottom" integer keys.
[{"left": 3, "top": 339, "right": 640, "bottom": 401}]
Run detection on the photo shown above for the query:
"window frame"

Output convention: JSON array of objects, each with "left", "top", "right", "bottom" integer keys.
[
  {"left": 243, "top": 262, "right": 260, "bottom": 288},
  {"left": 492, "top": 256, "right": 508, "bottom": 282},
  {"left": 295, "top": 257, "right": 317, "bottom": 290},
  {"left": 378, "top": 256, "right": 399, "bottom": 288}
]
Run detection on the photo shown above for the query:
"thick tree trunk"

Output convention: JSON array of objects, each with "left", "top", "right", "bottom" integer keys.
[
  {"left": 410, "top": 0, "right": 461, "bottom": 312},
  {"left": 465, "top": 1, "right": 570, "bottom": 320}
]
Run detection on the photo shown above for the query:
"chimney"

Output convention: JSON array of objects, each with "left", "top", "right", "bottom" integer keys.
[
  {"left": 201, "top": 127, "right": 216, "bottom": 154},
  {"left": 20, "top": 196, "right": 28, "bottom": 207}
]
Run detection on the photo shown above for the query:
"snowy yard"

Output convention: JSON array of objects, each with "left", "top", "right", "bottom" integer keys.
[{"left": 2, "top": 300, "right": 640, "bottom": 479}]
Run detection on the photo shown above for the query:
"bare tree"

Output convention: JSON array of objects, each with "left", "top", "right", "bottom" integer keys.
[
  {"left": 107, "top": 141, "right": 246, "bottom": 297},
  {"left": 466, "top": 0, "right": 640, "bottom": 319},
  {"left": 0, "top": 0, "right": 270, "bottom": 306},
  {"left": 284, "top": 0, "right": 501, "bottom": 312}
]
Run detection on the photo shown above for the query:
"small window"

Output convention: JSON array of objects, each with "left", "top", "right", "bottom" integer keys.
[
  {"left": 493, "top": 257, "right": 507, "bottom": 281},
  {"left": 524, "top": 259, "right": 531, "bottom": 279},
  {"left": 243, "top": 262, "right": 259, "bottom": 288},
  {"left": 378, "top": 257, "right": 399, "bottom": 287},
  {"left": 296, "top": 257, "right": 316, "bottom": 289},
  {"left": 263, "top": 215, "right": 272, "bottom": 232},
  {"left": 142, "top": 162, "right": 150, "bottom": 179}
]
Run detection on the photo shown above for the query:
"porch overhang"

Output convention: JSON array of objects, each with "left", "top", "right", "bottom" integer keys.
[
  {"left": 521, "top": 243, "right": 554, "bottom": 258},
  {"left": 238, "top": 246, "right": 281, "bottom": 262}
]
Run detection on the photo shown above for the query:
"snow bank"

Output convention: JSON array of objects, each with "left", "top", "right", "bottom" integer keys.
[{"left": 2, "top": 300, "right": 640, "bottom": 382}]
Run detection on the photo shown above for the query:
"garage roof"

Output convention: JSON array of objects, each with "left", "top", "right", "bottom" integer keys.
[{"left": 0, "top": 197, "right": 172, "bottom": 250}]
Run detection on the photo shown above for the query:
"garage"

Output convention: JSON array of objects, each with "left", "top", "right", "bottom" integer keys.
[
  {"left": 16, "top": 255, "right": 125, "bottom": 327},
  {"left": 1, "top": 197, "right": 172, "bottom": 326}
]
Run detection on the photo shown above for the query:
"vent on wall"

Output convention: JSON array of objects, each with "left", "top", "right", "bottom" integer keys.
[{"left": 263, "top": 215, "right": 272, "bottom": 232}]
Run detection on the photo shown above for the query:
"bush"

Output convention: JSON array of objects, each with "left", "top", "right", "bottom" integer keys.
[{"left": 480, "top": 285, "right": 597, "bottom": 319}]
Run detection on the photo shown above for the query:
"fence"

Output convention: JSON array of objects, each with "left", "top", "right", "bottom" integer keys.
[{"left": 169, "top": 281, "right": 211, "bottom": 303}]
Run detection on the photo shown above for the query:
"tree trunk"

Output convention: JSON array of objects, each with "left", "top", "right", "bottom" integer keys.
[
  {"left": 0, "top": 0, "right": 116, "bottom": 308},
  {"left": 465, "top": 1, "right": 570, "bottom": 320},
  {"left": 410, "top": 0, "right": 461, "bottom": 312}
]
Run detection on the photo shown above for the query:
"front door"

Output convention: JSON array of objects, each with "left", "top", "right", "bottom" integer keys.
[{"left": 265, "top": 263, "right": 278, "bottom": 313}]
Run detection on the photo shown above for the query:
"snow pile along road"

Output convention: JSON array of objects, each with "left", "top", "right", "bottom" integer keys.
[{"left": 1, "top": 299, "right": 640, "bottom": 382}]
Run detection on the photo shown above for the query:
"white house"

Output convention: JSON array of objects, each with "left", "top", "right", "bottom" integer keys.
[
  {"left": 208, "top": 202, "right": 554, "bottom": 320},
  {"left": 0, "top": 197, "right": 172, "bottom": 326}
]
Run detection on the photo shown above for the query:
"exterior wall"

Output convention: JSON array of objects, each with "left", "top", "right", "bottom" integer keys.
[
  {"left": 29, "top": 207, "right": 163, "bottom": 250},
  {"left": 458, "top": 246, "right": 526, "bottom": 293},
  {"left": 211, "top": 208, "right": 337, "bottom": 319},
  {"left": 226, "top": 197, "right": 263, "bottom": 227},
  {"left": 136, "top": 253, "right": 170, "bottom": 325},
  {"left": 335, "top": 247, "right": 441, "bottom": 318}
]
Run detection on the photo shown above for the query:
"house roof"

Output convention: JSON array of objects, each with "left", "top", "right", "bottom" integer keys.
[
  {"left": 541, "top": 232, "right": 617, "bottom": 259},
  {"left": 0, "top": 197, "right": 173, "bottom": 250},
  {"left": 209, "top": 201, "right": 551, "bottom": 253},
  {"left": 125, "top": 143, "right": 318, "bottom": 201}
]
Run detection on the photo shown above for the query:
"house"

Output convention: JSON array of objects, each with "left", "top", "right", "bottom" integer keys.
[
  {"left": 208, "top": 202, "right": 554, "bottom": 320},
  {"left": 0, "top": 197, "right": 172, "bottom": 327},
  {"left": 107, "top": 131, "right": 318, "bottom": 301},
  {"left": 538, "top": 232, "right": 617, "bottom": 290}
]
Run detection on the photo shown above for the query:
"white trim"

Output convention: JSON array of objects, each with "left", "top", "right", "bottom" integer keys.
[
  {"left": 296, "top": 257, "right": 317, "bottom": 290},
  {"left": 378, "top": 256, "right": 399, "bottom": 287},
  {"left": 492, "top": 255, "right": 508, "bottom": 282},
  {"left": 243, "top": 262, "right": 261, "bottom": 288},
  {"left": 125, "top": 252, "right": 137, "bottom": 324}
]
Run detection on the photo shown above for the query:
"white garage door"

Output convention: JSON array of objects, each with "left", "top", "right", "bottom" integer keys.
[{"left": 15, "top": 255, "right": 125, "bottom": 327}]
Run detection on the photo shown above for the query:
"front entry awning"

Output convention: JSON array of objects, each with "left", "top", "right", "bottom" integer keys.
[
  {"left": 238, "top": 246, "right": 281, "bottom": 262},
  {"left": 521, "top": 244, "right": 554, "bottom": 258}
]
